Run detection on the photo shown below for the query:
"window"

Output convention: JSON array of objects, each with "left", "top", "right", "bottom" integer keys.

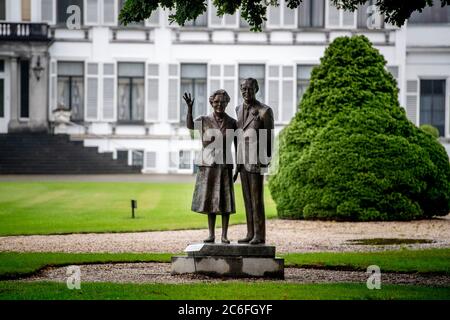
[
  {"left": 210, "top": 1, "right": 237, "bottom": 27},
  {"left": 117, "top": 63, "right": 145, "bottom": 122},
  {"left": 0, "top": 0, "right": 5, "bottom": 20},
  {"left": 103, "top": 0, "right": 116, "bottom": 25},
  {"left": 20, "top": 60, "right": 30, "bottom": 118},
  {"left": 57, "top": 62, "right": 85, "bottom": 122},
  {"left": 180, "top": 64, "right": 207, "bottom": 124},
  {"left": 179, "top": 150, "right": 192, "bottom": 170},
  {"left": 57, "top": 0, "right": 84, "bottom": 25},
  {"left": 119, "top": 0, "right": 144, "bottom": 26},
  {"left": 184, "top": 11, "right": 207, "bottom": 27},
  {"left": 420, "top": 79, "right": 446, "bottom": 137},
  {"left": 409, "top": 2, "right": 450, "bottom": 24},
  {"left": 239, "top": 64, "right": 265, "bottom": 104},
  {"left": 298, "top": 0, "right": 324, "bottom": 27},
  {"left": 117, "top": 150, "right": 128, "bottom": 164},
  {"left": 297, "top": 65, "right": 315, "bottom": 105},
  {"left": 268, "top": 0, "right": 296, "bottom": 27},
  {"left": 132, "top": 150, "right": 144, "bottom": 167},
  {"left": 327, "top": 0, "right": 355, "bottom": 28}
]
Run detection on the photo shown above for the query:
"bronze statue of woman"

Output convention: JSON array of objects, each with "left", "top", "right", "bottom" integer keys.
[{"left": 183, "top": 90, "right": 238, "bottom": 244}]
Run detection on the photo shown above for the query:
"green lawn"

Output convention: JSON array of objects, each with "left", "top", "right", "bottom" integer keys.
[
  {"left": 1, "top": 281, "right": 449, "bottom": 300},
  {"left": 1, "top": 249, "right": 449, "bottom": 279},
  {"left": 0, "top": 182, "right": 277, "bottom": 236},
  {"left": 284, "top": 248, "right": 450, "bottom": 274}
]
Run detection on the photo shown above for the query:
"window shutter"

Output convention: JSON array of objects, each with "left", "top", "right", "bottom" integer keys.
[
  {"left": 168, "top": 64, "right": 179, "bottom": 122},
  {"left": 146, "top": 63, "right": 159, "bottom": 122},
  {"left": 268, "top": 65, "right": 280, "bottom": 122},
  {"left": 169, "top": 151, "right": 178, "bottom": 169},
  {"left": 223, "top": 64, "right": 236, "bottom": 116},
  {"left": 145, "top": 151, "right": 156, "bottom": 169},
  {"left": 281, "top": 66, "right": 294, "bottom": 122},
  {"left": 406, "top": 80, "right": 418, "bottom": 125},
  {"left": 282, "top": 80, "right": 294, "bottom": 122},
  {"left": 85, "top": 0, "right": 99, "bottom": 25},
  {"left": 268, "top": 65, "right": 279, "bottom": 121},
  {"left": 41, "top": 0, "right": 54, "bottom": 24},
  {"left": 268, "top": 80, "right": 279, "bottom": 121},
  {"left": 209, "top": 64, "right": 221, "bottom": 102},
  {"left": 86, "top": 63, "right": 99, "bottom": 120},
  {"left": 103, "top": 0, "right": 116, "bottom": 25},
  {"left": 49, "top": 60, "right": 57, "bottom": 118},
  {"left": 102, "top": 63, "right": 115, "bottom": 120}
]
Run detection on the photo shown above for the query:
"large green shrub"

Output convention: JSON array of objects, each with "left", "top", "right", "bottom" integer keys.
[
  {"left": 268, "top": 35, "right": 450, "bottom": 221},
  {"left": 420, "top": 124, "right": 440, "bottom": 139}
]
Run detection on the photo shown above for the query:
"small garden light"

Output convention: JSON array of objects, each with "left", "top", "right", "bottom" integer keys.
[{"left": 131, "top": 200, "right": 137, "bottom": 219}]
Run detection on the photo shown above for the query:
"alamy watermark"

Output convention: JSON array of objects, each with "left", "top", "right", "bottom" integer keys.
[
  {"left": 66, "top": 265, "right": 81, "bottom": 290},
  {"left": 366, "top": 265, "right": 381, "bottom": 290},
  {"left": 65, "top": 5, "right": 82, "bottom": 30},
  {"left": 366, "top": 5, "right": 383, "bottom": 30},
  {"left": 171, "top": 127, "right": 277, "bottom": 175}
]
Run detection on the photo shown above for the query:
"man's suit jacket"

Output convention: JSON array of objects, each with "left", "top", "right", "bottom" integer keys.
[{"left": 236, "top": 100, "right": 274, "bottom": 173}]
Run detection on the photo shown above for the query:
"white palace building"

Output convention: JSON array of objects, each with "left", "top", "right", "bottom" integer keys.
[{"left": 0, "top": 0, "right": 450, "bottom": 174}]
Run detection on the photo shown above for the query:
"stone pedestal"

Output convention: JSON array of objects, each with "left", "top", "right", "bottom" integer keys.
[{"left": 171, "top": 243, "right": 284, "bottom": 279}]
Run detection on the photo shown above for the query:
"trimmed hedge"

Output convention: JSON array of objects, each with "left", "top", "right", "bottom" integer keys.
[{"left": 268, "top": 36, "right": 450, "bottom": 221}]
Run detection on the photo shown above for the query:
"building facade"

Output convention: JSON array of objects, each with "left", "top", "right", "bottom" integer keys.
[{"left": 0, "top": 0, "right": 449, "bottom": 173}]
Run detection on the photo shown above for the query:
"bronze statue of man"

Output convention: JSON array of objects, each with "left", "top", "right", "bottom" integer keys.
[{"left": 233, "top": 78, "right": 274, "bottom": 245}]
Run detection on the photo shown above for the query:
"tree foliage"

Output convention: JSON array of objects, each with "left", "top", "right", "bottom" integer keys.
[
  {"left": 267, "top": 35, "right": 450, "bottom": 221},
  {"left": 119, "top": 0, "right": 450, "bottom": 32}
]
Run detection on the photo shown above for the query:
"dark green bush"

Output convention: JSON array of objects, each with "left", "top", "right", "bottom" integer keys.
[
  {"left": 420, "top": 124, "right": 440, "bottom": 139},
  {"left": 268, "top": 35, "right": 450, "bottom": 221}
]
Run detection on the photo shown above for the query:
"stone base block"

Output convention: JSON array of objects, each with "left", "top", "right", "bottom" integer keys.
[{"left": 171, "top": 256, "right": 284, "bottom": 279}]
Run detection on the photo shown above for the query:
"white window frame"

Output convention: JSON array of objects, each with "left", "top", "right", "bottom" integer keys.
[{"left": 326, "top": 0, "right": 356, "bottom": 28}]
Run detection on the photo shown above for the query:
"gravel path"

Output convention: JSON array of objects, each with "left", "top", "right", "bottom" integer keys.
[
  {"left": 1, "top": 217, "right": 449, "bottom": 254},
  {"left": 25, "top": 262, "right": 450, "bottom": 287}
]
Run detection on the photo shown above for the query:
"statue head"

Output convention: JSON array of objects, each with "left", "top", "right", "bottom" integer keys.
[
  {"left": 209, "top": 89, "right": 230, "bottom": 116},
  {"left": 240, "top": 78, "right": 259, "bottom": 104}
]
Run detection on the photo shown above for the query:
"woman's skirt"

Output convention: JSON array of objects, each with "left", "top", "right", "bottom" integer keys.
[{"left": 191, "top": 165, "right": 236, "bottom": 214}]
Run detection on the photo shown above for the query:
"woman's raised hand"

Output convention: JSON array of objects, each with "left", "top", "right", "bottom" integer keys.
[{"left": 183, "top": 92, "right": 194, "bottom": 109}]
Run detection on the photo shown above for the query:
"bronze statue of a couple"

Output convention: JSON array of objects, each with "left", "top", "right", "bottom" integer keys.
[{"left": 183, "top": 78, "right": 274, "bottom": 245}]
